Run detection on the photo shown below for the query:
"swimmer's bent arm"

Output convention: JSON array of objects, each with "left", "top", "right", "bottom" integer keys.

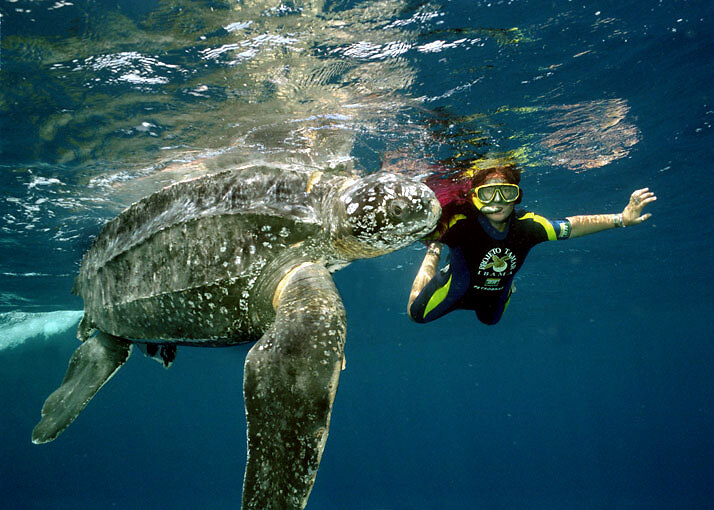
[
  {"left": 407, "top": 242, "right": 442, "bottom": 319},
  {"left": 566, "top": 188, "right": 657, "bottom": 238}
]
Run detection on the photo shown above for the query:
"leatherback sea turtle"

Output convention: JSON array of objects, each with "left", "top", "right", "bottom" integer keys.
[{"left": 32, "top": 163, "right": 440, "bottom": 509}]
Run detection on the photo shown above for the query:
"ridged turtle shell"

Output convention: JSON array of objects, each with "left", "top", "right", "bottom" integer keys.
[{"left": 74, "top": 165, "right": 345, "bottom": 344}]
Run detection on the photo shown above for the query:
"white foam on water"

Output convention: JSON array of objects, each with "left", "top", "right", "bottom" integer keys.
[{"left": 0, "top": 310, "right": 83, "bottom": 350}]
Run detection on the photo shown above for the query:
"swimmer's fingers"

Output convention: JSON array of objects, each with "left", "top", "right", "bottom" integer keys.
[
  {"left": 623, "top": 188, "right": 657, "bottom": 226},
  {"left": 628, "top": 212, "right": 653, "bottom": 226},
  {"left": 630, "top": 188, "right": 657, "bottom": 207}
]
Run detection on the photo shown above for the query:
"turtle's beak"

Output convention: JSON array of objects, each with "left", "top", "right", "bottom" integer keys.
[
  {"left": 426, "top": 196, "right": 441, "bottom": 231},
  {"left": 409, "top": 195, "right": 440, "bottom": 239},
  {"left": 430, "top": 197, "right": 441, "bottom": 220}
]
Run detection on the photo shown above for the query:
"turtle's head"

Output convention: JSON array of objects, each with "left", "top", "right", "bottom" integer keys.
[{"left": 331, "top": 172, "right": 441, "bottom": 259}]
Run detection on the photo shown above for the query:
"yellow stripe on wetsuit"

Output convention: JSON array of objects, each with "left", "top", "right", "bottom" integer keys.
[
  {"left": 423, "top": 274, "right": 452, "bottom": 318},
  {"left": 517, "top": 212, "right": 557, "bottom": 241},
  {"left": 448, "top": 214, "right": 467, "bottom": 228}
]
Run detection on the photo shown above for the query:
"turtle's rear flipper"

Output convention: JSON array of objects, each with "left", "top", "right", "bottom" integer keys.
[
  {"left": 242, "top": 263, "right": 346, "bottom": 510},
  {"left": 136, "top": 342, "right": 177, "bottom": 368},
  {"left": 32, "top": 332, "right": 132, "bottom": 444}
]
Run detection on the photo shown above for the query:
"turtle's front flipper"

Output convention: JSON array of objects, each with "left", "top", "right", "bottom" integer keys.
[
  {"left": 243, "top": 263, "right": 346, "bottom": 510},
  {"left": 32, "top": 332, "right": 132, "bottom": 444}
]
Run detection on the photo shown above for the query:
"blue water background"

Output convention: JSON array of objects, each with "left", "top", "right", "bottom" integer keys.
[{"left": 2, "top": 0, "right": 713, "bottom": 508}]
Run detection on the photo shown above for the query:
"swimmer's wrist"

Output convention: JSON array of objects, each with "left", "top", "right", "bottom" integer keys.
[{"left": 613, "top": 213, "right": 625, "bottom": 228}]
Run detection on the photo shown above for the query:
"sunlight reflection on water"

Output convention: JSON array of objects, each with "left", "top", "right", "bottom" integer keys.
[{"left": 2, "top": 0, "right": 643, "bottom": 310}]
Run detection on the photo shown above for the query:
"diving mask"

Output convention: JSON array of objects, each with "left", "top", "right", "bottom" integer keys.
[{"left": 471, "top": 183, "right": 520, "bottom": 211}]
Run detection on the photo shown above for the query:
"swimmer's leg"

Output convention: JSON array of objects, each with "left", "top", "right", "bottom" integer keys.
[
  {"left": 475, "top": 283, "right": 514, "bottom": 325},
  {"left": 409, "top": 245, "right": 471, "bottom": 323}
]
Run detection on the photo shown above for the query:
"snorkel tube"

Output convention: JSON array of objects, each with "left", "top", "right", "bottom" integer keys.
[{"left": 472, "top": 194, "right": 502, "bottom": 214}]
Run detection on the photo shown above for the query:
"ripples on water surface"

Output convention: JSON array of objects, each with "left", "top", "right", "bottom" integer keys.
[
  {"left": 2, "top": 0, "right": 714, "bottom": 508},
  {"left": 2, "top": 0, "right": 666, "bottom": 309},
  {"left": 2, "top": 0, "right": 433, "bottom": 307}
]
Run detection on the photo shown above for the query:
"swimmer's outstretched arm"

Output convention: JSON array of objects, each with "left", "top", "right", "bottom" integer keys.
[
  {"left": 407, "top": 242, "right": 442, "bottom": 318},
  {"left": 566, "top": 188, "right": 657, "bottom": 238}
]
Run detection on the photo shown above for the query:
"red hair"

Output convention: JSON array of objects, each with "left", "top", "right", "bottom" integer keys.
[{"left": 426, "top": 164, "right": 523, "bottom": 208}]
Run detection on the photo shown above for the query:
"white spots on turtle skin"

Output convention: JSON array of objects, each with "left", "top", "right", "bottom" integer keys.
[
  {"left": 335, "top": 172, "right": 439, "bottom": 257},
  {"left": 80, "top": 168, "right": 436, "bottom": 344}
]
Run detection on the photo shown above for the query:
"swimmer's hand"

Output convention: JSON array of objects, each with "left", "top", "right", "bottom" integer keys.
[{"left": 622, "top": 188, "right": 657, "bottom": 226}]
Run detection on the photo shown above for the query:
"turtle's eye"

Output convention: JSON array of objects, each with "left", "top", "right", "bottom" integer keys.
[{"left": 388, "top": 198, "right": 408, "bottom": 220}]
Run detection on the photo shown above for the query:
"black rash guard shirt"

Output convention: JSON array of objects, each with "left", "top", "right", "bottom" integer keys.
[{"left": 410, "top": 203, "right": 570, "bottom": 324}]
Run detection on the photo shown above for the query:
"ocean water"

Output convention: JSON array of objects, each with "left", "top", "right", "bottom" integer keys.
[{"left": 1, "top": 0, "right": 713, "bottom": 508}]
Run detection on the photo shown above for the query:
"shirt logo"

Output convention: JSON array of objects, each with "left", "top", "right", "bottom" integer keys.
[{"left": 478, "top": 248, "right": 517, "bottom": 274}]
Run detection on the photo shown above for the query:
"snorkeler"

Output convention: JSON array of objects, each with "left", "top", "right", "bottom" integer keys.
[{"left": 407, "top": 165, "right": 657, "bottom": 324}]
